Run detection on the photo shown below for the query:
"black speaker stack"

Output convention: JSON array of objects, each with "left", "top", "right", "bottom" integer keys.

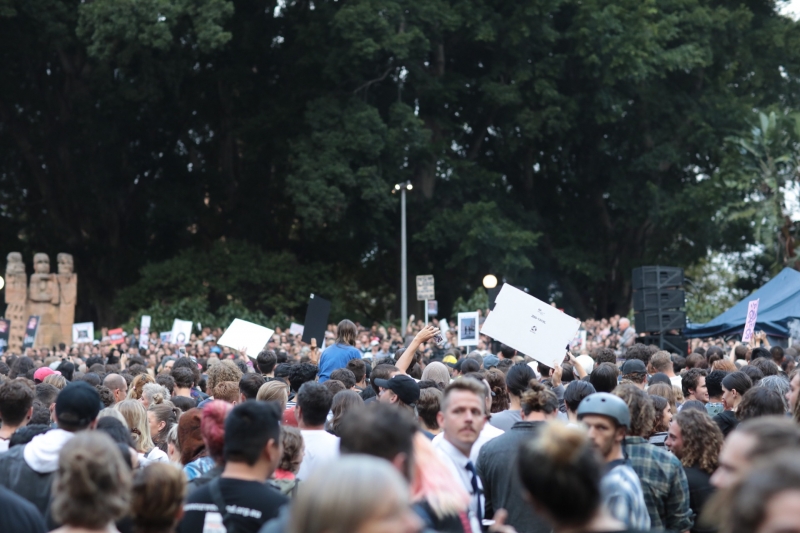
[{"left": 632, "top": 266, "right": 688, "bottom": 356}]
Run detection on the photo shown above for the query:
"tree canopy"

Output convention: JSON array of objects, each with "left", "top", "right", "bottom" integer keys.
[{"left": 2, "top": 0, "right": 800, "bottom": 326}]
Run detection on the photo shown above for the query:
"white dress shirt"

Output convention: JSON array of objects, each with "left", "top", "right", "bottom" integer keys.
[{"left": 433, "top": 436, "right": 483, "bottom": 533}]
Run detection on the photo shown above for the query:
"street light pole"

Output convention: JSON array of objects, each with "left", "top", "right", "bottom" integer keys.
[{"left": 394, "top": 181, "right": 413, "bottom": 338}]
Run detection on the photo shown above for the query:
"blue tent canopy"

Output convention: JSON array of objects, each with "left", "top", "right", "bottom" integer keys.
[{"left": 684, "top": 268, "right": 800, "bottom": 338}]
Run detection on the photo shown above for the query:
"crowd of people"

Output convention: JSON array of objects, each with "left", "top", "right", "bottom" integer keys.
[{"left": 0, "top": 316, "right": 800, "bottom": 533}]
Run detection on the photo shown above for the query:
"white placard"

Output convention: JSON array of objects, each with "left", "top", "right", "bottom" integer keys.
[
  {"left": 170, "top": 319, "right": 193, "bottom": 346},
  {"left": 457, "top": 312, "right": 480, "bottom": 347},
  {"left": 416, "top": 275, "right": 435, "bottom": 301},
  {"left": 72, "top": 322, "right": 94, "bottom": 344},
  {"left": 139, "top": 315, "right": 151, "bottom": 349},
  {"left": 289, "top": 322, "right": 305, "bottom": 336},
  {"left": 481, "top": 284, "right": 580, "bottom": 366},
  {"left": 218, "top": 319, "right": 275, "bottom": 359}
]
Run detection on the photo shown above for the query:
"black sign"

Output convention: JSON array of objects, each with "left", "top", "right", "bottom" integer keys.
[
  {"left": 0, "top": 319, "right": 9, "bottom": 355},
  {"left": 302, "top": 294, "right": 331, "bottom": 345},
  {"left": 22, "top": 315, "right": 40, "bottom": 350}
]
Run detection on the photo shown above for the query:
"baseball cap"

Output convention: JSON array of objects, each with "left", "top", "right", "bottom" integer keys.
[
  {"left": 648, "top": 372, "right": 672, "bottom": 386},
  {"left": 620, "top": 359, "right": 647, "bottom": 375},
  {"left": 210, "top": 346, "right": 222, "bottom": 354},
  {"left": 55, "top": 382, "right": 102, "bottom": 427},
  {"left": 483, "top": 355, "right": 500, "bottom": 369},
  {"left": 575, "top": 354, "right": 594, "bottom": 374},
  {"left": 442, "top": 355, "right": 458, "bottom": 366},
  {"left": 374, "top": 375, "right": 420, "bottom": 406},
  {"left": 33, "top": 367, "right": 60, "bottom": 382}
]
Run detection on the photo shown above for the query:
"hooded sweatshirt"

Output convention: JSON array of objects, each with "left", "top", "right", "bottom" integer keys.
[{"left": 0, "top": 429, "right": 74, "bottom": 515}]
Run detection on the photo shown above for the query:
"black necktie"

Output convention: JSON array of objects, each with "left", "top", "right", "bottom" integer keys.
[{"left": 465, "top": 460, "right": 483, "bottom": 527}]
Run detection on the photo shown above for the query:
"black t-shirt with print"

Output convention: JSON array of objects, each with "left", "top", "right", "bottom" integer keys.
[{"left": 177, "top": 477, "right": 288, "bottom": 533}]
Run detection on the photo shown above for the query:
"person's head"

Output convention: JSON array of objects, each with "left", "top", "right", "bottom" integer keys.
[
  {"left": 647, "top": 382, "right": 676, "bottom": 413},
  {"left": 722, "top": 371, "right": 753, "bottom": 411},
  {"left": 506, "top": 362, "right": 536, "bottom": 397},
  {"left": 287, "top": 455, "right": 420, "bottom": 533},
  {"left": 520, "top": 381, "right": 559, "bottom": 420},
  {"left": 55, "top": 381, "right": 102, "bottom": 431},
  {"left": 278, "top": 426, "right": 304, "bottom": 474},
  {"left": 207, "top": 360, "right": 243, "bottom": 395},
  {"left": 714, "top": 451, "right": 800, "bottom": 533},
  {"left": 706, "top": 369, "right": 728, "bottom": 401},
  {"left": 52, "top": 432, "right": 131, "bottom": 529},
  {"left": 438, "top": 378, "right": 487, "bottom": 456},
  {"left": 288, "top": 363, "right": 319, "bottom": 393},
  {"left": 624, "top": 343, "right": 652, "bottom": 366},
  {"left": 328, "top": 390, "right": 365, "bottom": 436},
  {"left": 499, "top": 344, "right": 516, "bottom": 360},
  {"left": 330, "top": 368, "right": 357, "bottom": 390},
  {"left": 577, "top": 392, "right": 630, "bottom": 461},
  {"left": 224, "top": 401, "right": 282, "bottom": 475},
  {"left": 131, "top": 463, "right": 186, "bottom": 533},
  {"left": 620, "top": 358, "right": 647, "bottom": 388},
  {"left": 592, "top": 347, "right": 616, "bottom": 365},
  {"left": 116, "top": 399, "right": 155, "bottom": 454},
  {"left": 239, "top": 373, "right": 266, "bottom": 402},
  {"left": 564, "top": 381, "right": 596, "bottom": 415},
  {"left": 518, "top": 422, "right": 603, "bottom": 529},
  {"left": 336, "top": 319, "right": 358, "bottom": 346},
  {"left": 256, "top": 350, "right": 278, "bottom": 375},
  {"left": 104, "top": 373, "right": 128, "bottom": 404},
  {"left": 416, "top": 388, "right": 443, "bottom": 432},
  {"left": 375, "top": 374, "right": 420, "bottom": 409},
  {"left": 685, "top": 352, "right": 708, "bottom": 370},
  {"left": 148, "top": 402, "right": 180, "bottom": 446},
  {"left": 711, "top": 416, "right": 800, "bottom": 489},
  {"left": 202, "top": 400, "right": 233, "bottom": 463},
  {"left": 177, "top": 408, "right": 205, "bottom": 465},
  {"left": 619, "top": 317, "right": 630, "bottom": 331},
  {"left": 751, "top": 357, "right": 779, "bottom": 379},
  {"left": 485, "top": 368, "right": 509, "bottom": 413},
  {"left": 339, "top": 404, "right": 417, "bottom": 480},
  {"left": 171, "top": 367, "right": 195, "bottom": 390},
  {"left": 127, "top": 373, "right": 155, "bottom": 400},
  {"left": 296, "top": 382, "right": 334, "bottom": 428},
  {"left": 649, "top": 351, "right": 673, "bottom": 374},
  {"left": 682, "top": 368, "right": 709, "bottom": 403},
  {"left": 370, "top": 364, "right": 398, "bottom": 394},
  {"left": 141, "top": 383, "right": 169, "bottom": 409},
  {"left": 757, "top": 375, "right": 791, "bottom": 413},
  {"left": 0, "top": 380, "right": 34, "bottom": 427},
  {"left": 43, "top": 373, "right": 68, "bottom": 390},
  {"left": 211, "top": 381, "right": 240, "bottom": 404},
  {"left": 737, "top": 388, "right": 785, "bottom": 421},
  {"left": 650, "top": 395, "right": 671, "bottom": 433},
  {"left": 589, "top": 362, "right": 619, "bottom": 393},
  {"left": 420, "top": 362, "right": 450, "bottom": 389},
  {"left": 346, "top": 359, "right": 367, "bottom": 385},
  {"left": 666, "top": 408, "right": 723, "bottom": 474},
  {"left": 256, "top": 381, "right": 289, "bottom": 411},
  {"left": 612, "top": 383, "right": 655, "bottom": 438},
  {"left": 751, "top": 347, "right": 772, "bottom": 362}
]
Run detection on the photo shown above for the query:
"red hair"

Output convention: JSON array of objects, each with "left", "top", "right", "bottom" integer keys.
[{"left": 201, "top": 400, "right": 233, "bottom": 462}]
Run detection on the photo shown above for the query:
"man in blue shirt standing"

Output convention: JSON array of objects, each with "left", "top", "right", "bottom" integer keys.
[{"left": 318, "top": 320, "right": 362, "bottom": 383}]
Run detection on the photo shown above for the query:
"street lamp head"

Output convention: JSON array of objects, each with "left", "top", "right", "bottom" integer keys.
[
  {"left": 406, "top": 183, "right": 413, "bottom": 190},
  {"left": 482, "top": 274, "right": 498, "bottom": 289},
  {"left": 394, "top": 184, "right": 401, "bottom": 190}
]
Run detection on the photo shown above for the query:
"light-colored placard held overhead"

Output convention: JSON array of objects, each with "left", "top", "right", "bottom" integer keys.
[
  {"left": 481, "top": 284, "right": 580, "bottom": 365},
  {"left": 170, "top": 319, "right": 193, "bottom": 345},
  {"left": 457, "top": 311, "right": 480, "bottom": 347},
  {"left": 289, "top": 322, "right": 305, "bottom": 336},
  {"left": 218, "top": 319, "right": 275, "bottom": 359},
  {"left": 416, "top": 275, "right": 435, "bottom": 301},
  {"left": 73, "top": 322, "right": 94, "bottom": 344},
  {"left": 139, "top": 315, "right": 151, "bottom": 349}
]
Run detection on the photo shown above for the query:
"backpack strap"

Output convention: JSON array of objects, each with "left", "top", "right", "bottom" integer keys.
[{"left": 208, "top": 478, "right": 237, "bottom": 533}]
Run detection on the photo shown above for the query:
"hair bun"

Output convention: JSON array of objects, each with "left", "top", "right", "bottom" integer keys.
[
  {"left": 152, "top": 392, "right": 164, "bottom": 405},
  {"left": 528, "top": 379, "right": 545, "bottom": 393},
  {"left": 539, "top": 422, "right": 586, "bottom": 466}
]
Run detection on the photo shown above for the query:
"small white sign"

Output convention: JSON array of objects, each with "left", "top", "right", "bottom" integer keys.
[
  {"left": 416, "top": 275, "right": 435, "bottom": 301},
  {"left": 218, "top": 319, "right": 275, "bottom": 359},
  {"left": 139, "top": 315, "right": 151, "bottom": 349},
  {"left": 72, "top": 322, "right": 94, "bottom": 344},
  {"left": 289, "top": 322, "right": 305, "bottom": 336},
  {"left": 170, "top": 319, "right": 193, "bottom": 346},
  {"left": 457, "top": 311, "right": 480, "bottom": 347},
  {"left": 481, "top": 284, "right": 580, "bottom": 365},
  {"left": 742, "top": 299, "right": 760, "bottom": 343}
]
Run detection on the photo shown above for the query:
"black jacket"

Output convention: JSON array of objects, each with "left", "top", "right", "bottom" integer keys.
[{"left": 712, "top": 410, "right": 738, "bottom": 437}]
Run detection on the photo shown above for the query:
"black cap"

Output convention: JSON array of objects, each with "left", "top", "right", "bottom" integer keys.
[
  {"left": 55, "top": 382, "right": 102, "bottom": 427},
  {"left": 620, "top": 359, "right": 647, "bottom": 375},
  {"left": 374, "top": 375, "right": 420, "bottom": 406},
  {"left": 648, "top": 372, "right": 672, "bottom": 386}
]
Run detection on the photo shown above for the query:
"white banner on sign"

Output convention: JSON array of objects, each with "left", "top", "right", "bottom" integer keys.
[
  {"left": 218, "top": 319, "right": 275, "bottom": 359},
  {"left": 416, "top": 275, "right": 435, "bottom": 301},
  {"left": 170, "top": 319, "right": 193, "bottom": 346},
  {"left": 139, "top": 315, "right": 151, "bottom": 349},
  {"left": 289, "top": 323, "right": 305, "bottom": 336},
  {"left": 457, "top": 312, "right": 480, "bottom": 347},
  {"left": 72, "top": 322, "right": 94, "bottom": 344},
  {"left": 481, "top": 284, "right": 580, "bottom": 366}
]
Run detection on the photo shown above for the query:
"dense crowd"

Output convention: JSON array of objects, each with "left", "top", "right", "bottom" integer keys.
[{"left": 0, "top": 317, "right": 799, "bottom": 533}]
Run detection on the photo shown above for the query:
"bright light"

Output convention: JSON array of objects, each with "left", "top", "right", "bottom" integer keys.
[
  {"left": 394, "top": 184, "right": 401, "bottom": 190},
  {"left": 0, "top": 276, "right": 4, "bottom": 291},
  {"left": 407, "top": 183, "right": 413, "bottom": 190},
  {"left": 483, "top": 274, "right": 498, "bottom": 289}
]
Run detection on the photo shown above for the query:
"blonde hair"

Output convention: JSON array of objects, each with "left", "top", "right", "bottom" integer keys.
[
  {"left": 131, "top": 463, "right": 186, "bottom": 533},
  {"left": 127, "top": 373, "right": 155, "bottom": 400},
  {"left": 116, "top": 399, "right": 156, "bottom": 453},
  {"left": 289, "top": 455, "right": 410, "bottom": 533},
  {"left": 212, "top": 381, "right": 240, "bottom": 403},
  {"left": 98, "top": 407, "right": 129, "bottom": 427},
  {"left": 43, "top": 373, "right": 67, "bottom": 390},
  {"left": 142, "top": 383, "right": 170, "bottom": 406},
  {"left": 257, "top": 381, "right": 289, "bottom": 411},
  {"left": 52, "top": 432, "right": 131, "bottom": 529}
]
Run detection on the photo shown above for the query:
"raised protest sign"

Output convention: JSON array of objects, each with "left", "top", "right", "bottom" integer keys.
[
  {"left": 218, "top": 319, "right": 275, "bottom": 359},
  {"left": 22, "top": 316, "right": 40, "bottom": 350},
  {"left": 0, "top": 319, "right": 9, "bottom": 355},
  {"left": 416, "top": 275, "right": 435, "bottom": 301},
  {"left": 742, "top": 299, "right": 760, "bottom": 343},
  {"left": 139, "top": 315, "right": 151, "bottom": 349},
  {"left": 170, "top": 319, "right": 193, "bottom": 345},
  {"left": 108, "top": 327, "right": 125, "bottom": 345},
  {"left": 427, "top": 300, "right": 438, "bottom": 317},
  {"left": 457, "top": 311, "right": 479, "bottom": 347},
  {"left": 73, "top": 322, "right": 94, "bottom": 344},
  {"left": 302, "top": 294, "right": 331, "bottom": 345},
  {"left": 481, "top": 284, "right": 581, "bottom": 365},
  {"left": 289, "top": 322, "right": 304, "bottom": 336}
]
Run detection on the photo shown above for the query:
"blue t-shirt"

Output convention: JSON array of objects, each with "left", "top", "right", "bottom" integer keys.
[{"left": 318, "top": 343, "right": 362, "bottom": 382}]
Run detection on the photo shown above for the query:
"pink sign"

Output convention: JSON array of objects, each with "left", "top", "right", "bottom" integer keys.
[{"left": 742, "top": 299, "right": 760, "bottom": 343}]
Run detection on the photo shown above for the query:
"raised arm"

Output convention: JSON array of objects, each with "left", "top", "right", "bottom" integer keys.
[{"left": 396, "top": 325, "right": 438, "bottom": 374}]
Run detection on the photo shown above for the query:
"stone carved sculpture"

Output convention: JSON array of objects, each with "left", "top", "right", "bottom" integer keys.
[{"left": 3, "top": 252, "right": 77, "bottom": 351}]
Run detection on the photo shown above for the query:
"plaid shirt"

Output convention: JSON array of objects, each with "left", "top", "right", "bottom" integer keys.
[
  {"left": 624, "top": 436, "right": 693, "bottom": 532},
  {"left": 602, "top": 461, "right": 651, "bottom": 530}
]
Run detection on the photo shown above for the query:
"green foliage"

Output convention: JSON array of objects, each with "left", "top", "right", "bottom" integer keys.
[
  {"left": 451, "top": 287, "right": 489, "bottom": 315},
  {"left": 684, "top": 253, "right": 748, "bottom": 324}
]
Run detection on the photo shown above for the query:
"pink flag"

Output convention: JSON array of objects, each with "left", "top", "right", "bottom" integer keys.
[{"left": 742, "top": 299, "right": 760, "bottom": 343}]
